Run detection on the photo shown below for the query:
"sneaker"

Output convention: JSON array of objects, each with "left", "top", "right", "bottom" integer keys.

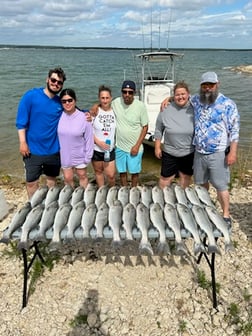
[{"left": 223, "top": 217, "right": 232, "bottom": 230}]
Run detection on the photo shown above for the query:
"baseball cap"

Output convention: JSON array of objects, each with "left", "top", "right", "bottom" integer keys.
[
  {"left": 200, "top": 72, "right": 218, "bottom": 84},
  {"left": 121, "top": 80, "right": 136, "bottom": 91}
]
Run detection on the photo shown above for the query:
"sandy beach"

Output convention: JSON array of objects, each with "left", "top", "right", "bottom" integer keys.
[{"left": 0, "top": 180, "right": 251, "bottom": 336}]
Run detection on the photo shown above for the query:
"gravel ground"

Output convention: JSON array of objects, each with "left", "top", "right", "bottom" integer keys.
[{"left": 0, "top": 182, "right": 251, "bottom": 336}]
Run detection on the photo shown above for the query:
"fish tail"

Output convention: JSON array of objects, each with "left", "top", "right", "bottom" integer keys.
[
  {"left": 139, "top": 241, "right": 154, "bottom": 256},
  {"left": 35, "top": 234, "right": 47, "bottom": 242},
  {"left": 17, "top": 241, "right": 30, "bottom": 251},
  {"left": 157, "top": 242, "right": 170, "bottom": 256},
  {"left": 111, "top": 240, "right": 123, "bottom": 249},
  {"left": 208, "top": 244, "right": 221, "bottom": 255},
  {"left": 0, "top": 237, "right": 10, "bottom": 244},
  {"left": 176, "top": 242, "right": 188, "bottom": 256},
  {"left": 48, "top": 241, "right": 61, "bottom": 252},
  {"left": 225, "top": 242, "right": 235, "bottom": 253},
  {"left": 194, "top": 242, "right": 206, "bottom": 255}
]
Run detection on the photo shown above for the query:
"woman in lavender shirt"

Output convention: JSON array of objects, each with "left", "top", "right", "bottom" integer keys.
[{"left": 58, "top": 89, "right": 94, "bottom": 188}]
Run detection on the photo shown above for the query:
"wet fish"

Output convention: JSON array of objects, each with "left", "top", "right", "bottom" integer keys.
[
  {"left": 81, "top": 203, "right": 97, "bottom": 239},
  {"left": 176, "top": 203, "right": 205, "bottom": 255},
  {"left": 122, "top": 203, "right": 136, "bottom": 240},
  {"left": 106, "top": 185, "right": 118, "bottom": 207},
  {"left": 95, "top": 185, "right": 109, "bottom": 209},
  {"left": 174, "top": 185, "right": 189, "bottom": 207},
  {"left": 150, "top": 203, "right": 170, "bottom": 255},
  {"left": 83, "top": 183, "right": 97, "bottom": 206},
  {"left": 164, "top": 203, "right": 187, "bottom": 256},
  {"left": 50, "top": 203, "right": 72, "bottom": 246},
  {"left": 195, "top": 185, "right": 214, "bottom": 207},
  {"left": 117, "top": 186, "right": 130, "bottom": 208},
  {"left": 30, "top": 186, "right": 48, "bottom": 207},
  {"left": 129, "top": 186, "right": 141, "bottom": 209},
  {"left": 65, "top": 200, "right": 85, "bottom": 242},
  {"left": 108, "top": 200, "right": 123, "bottom": 246},
  {"left": 191, "top": 204, "right": 221, "bottom": 255},
  {"left": 205, "top": 205, "right": 234, "bottom": 252},
  {"left": 18, "top": 204, "right": 44, "bottom": 250},
  {"left": 35, "top": 200, "right": 59, "bottom": 242},
  {"left": 136, "top": 203, "right": 153, "bottom": 255},
  {"left": 163, "top": 185, "right": 176, "bottom": 206},
  {"left": 151, "top": 185, "right": 165, "bottom": 209},
  {"left": 0, "top": 202, "right": 31, "bottom": 244},
  {"left": 44, "top": 185, "right": 61, "bottom": 207},
  {"left": 94, "top": 202, "right": 109, "bottom": 238},
  {"left": 185, "top": 186, "right": 202, "bottom": 207},
  {"left": 58, "top": 185, "right": 73, "bottom": 206},
  {"left": 70, "top": 186, "right": 85, "bottom": 206},
  {"left": 140, "top": 185, "right": 152, "bottom": 209}
]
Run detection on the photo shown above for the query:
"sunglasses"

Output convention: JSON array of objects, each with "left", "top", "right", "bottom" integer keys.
[
  {"left": 122, "top": 90, "right": 134, "bottom": 95},
  {"left": 61, "top": 98, "right": 74, "bottom": 104},
  {"left": 50, "top": 77, "right": 64, "bottom": 86}
]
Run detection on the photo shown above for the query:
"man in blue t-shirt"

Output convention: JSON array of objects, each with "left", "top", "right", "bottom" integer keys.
[{"left": 16, "top": 67, "right": 66, "bottom": 198}]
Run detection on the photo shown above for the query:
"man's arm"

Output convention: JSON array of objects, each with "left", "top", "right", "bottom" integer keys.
[
  {"left": 18, "top": 129, "right": 30, "bottom": 157},
  {"left": 226, "top": 141, "right": 238, "bottom": 166},
  {"left": 131, "top": 125, "right": 148, "bottom": 156}
]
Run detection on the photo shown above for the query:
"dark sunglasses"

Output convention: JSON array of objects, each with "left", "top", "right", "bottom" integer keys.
[
  {"left": 61, "top": 98, "right": 74, "bottom": 104},
  {"left": 50, "top": 77, "right": 64, "bottom": 86},
  {"left": 122, "top": 90, "right": 134, "bottom": 95}
]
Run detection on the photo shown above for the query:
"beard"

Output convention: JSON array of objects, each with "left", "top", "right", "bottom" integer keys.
[
  {"left": 47, "top": 82, "right": 62, "bottom": 95},
  {"left": 200, "top": 88, "right": 218, "bottom": 105}
]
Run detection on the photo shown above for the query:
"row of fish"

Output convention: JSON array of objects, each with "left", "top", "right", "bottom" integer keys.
[{"left": 1, "top": 184, "right": 233, "bottom": 256}]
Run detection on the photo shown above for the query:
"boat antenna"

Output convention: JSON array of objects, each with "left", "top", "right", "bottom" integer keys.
[
  {"left": 150, "top": 6, "right": 153, "bottom": 51},
  {"left": 141, "top": 18, "right": 146, "bottom": 52},
  {"left": 158, "top": 7, "right": 161, "bottom": 50},
  {"left": 166, "top": 9, "right": 172, "bottom": 51}
]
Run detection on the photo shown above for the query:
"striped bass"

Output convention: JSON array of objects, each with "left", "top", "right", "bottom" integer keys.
[
  {"left": 164, "top": 203, "right": 187, "bottom": 256},
  {"left": 136, "top": 203, "right": 153, "bottom": 255},
  {"left": 18, "top": 204, "right": 44, "bottom": 250},
  {"left": 58, "top": 185, "right": 73, "bottom": 206},
  {"left": 35, "top": 200, "right": 59, "bottom": 242},
  {"left": 185, "top": 186, "right": 202, "bottom": 207},
  {"left": 163, "top": 185, "right": 176, "bottom": 206},
  {"left": 151, "top": 185, "right": 165, "bottom": 209},
  {"left": 94, "top": 202, "right": 109, "bottom": 239},
  {"left": 194, "top": 185, "right": 214, "bottom": 207},
  {"left": 108, "top": 200, "right": 123, "bottom": 247},
  {"left": 0, "top": 202, "right": 31, "bottom": 244},
  {"left": 117, "top": 186, "right": 130, "bottom": 208},
  {"left": 50, "top": 203, "right": 72, "bottom": 247},
  {"left": 65, "top": 200, "right": 85, "bottom": 242},
  {"left": 95, "top": 185, "right": 109, "bottom": 209},
  {"left": 122, "top": 202, "right": 136, "bottom": 241},
  {"left": 150, "top": 203, "right": 170, "bottom": 255},
  {"left": 30, "top": 186, "right": 48, "bottom": 207},
  {"left": 174, "top": 185, "right": 189, "bottom": 207},
  {"left": 129, "top": 186, "right": 141, "bottom": 209},
  {"left": 81, "top": 203, "right": 97, "bottom": 239},
  {"left": 70, "top": 186, "right": 85, "bottom": 206},
  {"left": 106, "top": 186, "right": 118, "bottom": 207},
  {"left": 176, "top": 203, "right": 205, "bottom": 255},
  {"left": 205, "top": 205, "right": 234, "bottom": 252},
  {"left": 140, "top": 185, "right": 152, "bottom": 209},
  {"left": 83, "top": 183, "right": 97, "bottom": 206},
  {"left": 44, "top": 185, "right": 61, "bottom": 207},
  {"left": 191, "top": 204, "right": 221, "bottom": 255}
]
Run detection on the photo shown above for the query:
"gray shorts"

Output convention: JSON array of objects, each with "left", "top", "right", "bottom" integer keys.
[{"left": 193, "top": 151, "right": 230, "bottom": 191}]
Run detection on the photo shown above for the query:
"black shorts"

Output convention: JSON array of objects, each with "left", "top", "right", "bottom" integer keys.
[
  {"left": 161, "top": 151, "right": 194, "bottom": 178},
  {"left": 23, "top": 153, "right": 61, "bottom": 182},
  {"left": 92, "top": 149, "right": 115, "bottom": 162}
]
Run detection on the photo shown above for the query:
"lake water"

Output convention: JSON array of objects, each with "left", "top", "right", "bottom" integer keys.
[{"left": 0, "top": 47, "right": 252, "bottom": 180}]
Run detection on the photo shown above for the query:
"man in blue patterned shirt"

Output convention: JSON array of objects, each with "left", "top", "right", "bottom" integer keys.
[{"left": 191, "top": 71, "right": 240, "bottom": 227}]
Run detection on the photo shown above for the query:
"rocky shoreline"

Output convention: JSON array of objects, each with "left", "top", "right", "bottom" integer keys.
[{"left": 0, "top": 182, "right": 251, "bottom": 336}]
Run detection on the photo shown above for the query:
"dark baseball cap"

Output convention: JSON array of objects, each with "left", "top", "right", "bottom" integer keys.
[{"left": 121, "top": 80, "right": 136, "bottom": 91}]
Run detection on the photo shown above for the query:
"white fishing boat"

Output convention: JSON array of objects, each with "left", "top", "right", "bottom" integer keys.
[{"left": 134, "top": 50, "right": 184, "bottom": 144}]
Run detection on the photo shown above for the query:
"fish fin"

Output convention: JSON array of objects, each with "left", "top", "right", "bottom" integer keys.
[
  {"left": 208, "top": 245, "right": 221, "bottom": 255},
  {"left": 139, "top": 241, "right": 154, "bottom": 256}
]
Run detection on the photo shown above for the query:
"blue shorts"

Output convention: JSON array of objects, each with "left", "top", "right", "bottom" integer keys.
[
  {"left": 115, "top": 148, "right": 143, "bottom": 174},
  {"left": 23, "top": 153, "right": 61, "bottom": 182},
  {"left": 193, "top": 151, "right": 230, "bottom": 191}
]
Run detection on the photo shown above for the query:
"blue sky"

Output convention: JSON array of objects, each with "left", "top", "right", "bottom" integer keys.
[{"left": 0, "top": 0, "right": 251, "bottom": 49}]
